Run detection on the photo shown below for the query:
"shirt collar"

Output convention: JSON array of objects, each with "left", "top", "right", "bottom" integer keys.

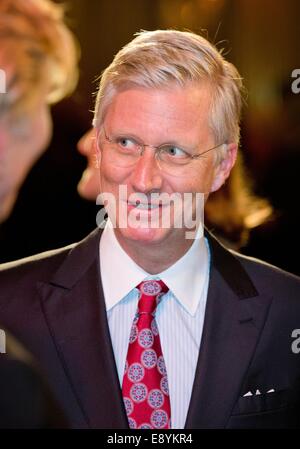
[{"left": 100, "top": 219, "right": 209, "bottom": 316}]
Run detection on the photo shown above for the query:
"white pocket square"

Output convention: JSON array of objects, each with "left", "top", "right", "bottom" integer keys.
[
  {"left": 243, "top": 391, "right": 253, "bottom": 397},
  {"left": 243, "top": 388, "right": 275, "bottom": 397}
]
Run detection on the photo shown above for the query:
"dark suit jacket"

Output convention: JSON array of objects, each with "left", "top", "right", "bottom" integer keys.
[
  {"left": 0, "top": 228, "right": 300, "bottom": 428},
  {"left": 0, "top": 330, "right": 68, "bottom": 428}
]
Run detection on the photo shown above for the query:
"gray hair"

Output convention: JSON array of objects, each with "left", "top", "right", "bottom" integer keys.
[{"left": 93, "top": 29, "right": 243, "bottom": 153}]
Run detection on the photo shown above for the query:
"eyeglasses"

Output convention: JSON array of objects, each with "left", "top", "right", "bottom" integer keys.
[{"left": 99, "top": 127, "right": 226, "bottom": 177}]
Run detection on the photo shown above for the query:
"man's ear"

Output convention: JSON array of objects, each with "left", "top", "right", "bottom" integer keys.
[{"left": 210, "top": 143, "right": 238, "bottom": 193}]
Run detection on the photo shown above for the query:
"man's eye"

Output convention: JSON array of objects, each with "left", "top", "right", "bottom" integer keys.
[
  {"left": 163, "top": 145, "right": 189, "bottom": 158},
  {"left": 116, "top": 137, "right": 136, "bottom": 149}
]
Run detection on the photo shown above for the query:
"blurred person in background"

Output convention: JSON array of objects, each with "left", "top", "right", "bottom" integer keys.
[
  {"left": 205, "top": 154, "right": 273, "bottom": 250},
  {"left": 76, "top": 127, "right": 99, "bottom": 201},
  {"left": 242, "top": 80, "right": 300, "bottom": 275},
  {"left": 0, "top": 0, "right": 79, "bottom": 224},
  {"left": 0, "top": 0, "right": 79, "bottom": 427}
]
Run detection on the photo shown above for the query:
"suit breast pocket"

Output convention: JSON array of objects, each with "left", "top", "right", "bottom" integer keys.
[
  {"left": 233, "top": 389, "right": 293, "bottom": 416},
  {"left": 233, "top": 376, "right": 300, "bottom": 417},
  {"left": 227, "top": 401, "right": 300, "bottom": 429},
  {"left": 227, "top": 379, "right": 300, "bottom": 428}
]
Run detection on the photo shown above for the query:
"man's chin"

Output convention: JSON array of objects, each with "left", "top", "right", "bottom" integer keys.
[
  {"left": 77, "top": 168, "right": 99, "bottom": 200},
  {"left": 115, "top": 225, "right": 172, "bottom": 246}
]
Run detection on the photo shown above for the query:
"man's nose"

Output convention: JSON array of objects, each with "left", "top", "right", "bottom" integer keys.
[
  {"left": 130, "top": 148, "right": 163, "bottom": 193},
  {"left": 77, "top": 129, "right": 94, "bottom": 156}
]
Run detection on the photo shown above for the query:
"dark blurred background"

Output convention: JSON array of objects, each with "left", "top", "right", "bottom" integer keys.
[{"left": 1, "top": 0, "right": 299, "bottom": 274}]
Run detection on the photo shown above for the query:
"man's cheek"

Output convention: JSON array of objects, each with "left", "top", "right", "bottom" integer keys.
[{"left": 101, "top": 163, "right": 128, "bottom": 184}]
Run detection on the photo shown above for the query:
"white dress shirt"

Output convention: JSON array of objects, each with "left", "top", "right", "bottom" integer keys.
[{"left": 99, "top": 220, "right": 210, "bottom": 429}]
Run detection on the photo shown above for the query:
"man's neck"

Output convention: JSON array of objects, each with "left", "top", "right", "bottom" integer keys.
[{"left": 113, "top": 230, "right": 195, "bottom": 274}]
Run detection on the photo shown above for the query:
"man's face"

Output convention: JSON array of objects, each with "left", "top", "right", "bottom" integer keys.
[{"left": 97, "top": 84, "right": 236, "bottom": 252}]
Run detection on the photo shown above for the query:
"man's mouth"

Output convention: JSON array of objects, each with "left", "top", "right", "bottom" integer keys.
[{"left": 127, "top": 201, "right": 163, "bottom": 210}]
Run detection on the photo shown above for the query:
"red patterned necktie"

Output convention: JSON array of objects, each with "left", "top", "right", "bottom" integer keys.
[{"left": 122, "top": 279, "right": 171, "bottom": 429}]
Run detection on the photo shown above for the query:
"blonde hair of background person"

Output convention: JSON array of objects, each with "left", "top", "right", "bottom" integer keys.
[
  {"left": 0, "top": 0, "right": 79, "bottom": 223},
  {"left": 205, "top": 153, "right": 273, "bottom": 249}
]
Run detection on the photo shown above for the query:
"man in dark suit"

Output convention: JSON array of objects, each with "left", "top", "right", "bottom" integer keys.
[{"left": 0, "top": 30, "right": 300, "bottom": 429}]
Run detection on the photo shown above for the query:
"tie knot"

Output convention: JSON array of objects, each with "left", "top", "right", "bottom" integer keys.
[{"left": 137, "top": 280, "right": 169, "bottom": 314}]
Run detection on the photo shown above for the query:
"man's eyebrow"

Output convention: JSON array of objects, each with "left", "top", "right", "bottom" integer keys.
[
  {"left": 108, "top": 128, "right": 198, "bottom": 150},
  {"left": 110, "top": 129, "right": 141, "bottom": 139}
]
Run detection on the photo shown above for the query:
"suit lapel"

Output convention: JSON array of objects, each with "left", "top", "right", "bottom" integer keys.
[
  {"left": 38, "top": 229, "right": 128, "bottom": 429},
  {"left": 185, "top": 232, "right": 273, "bottom": 428}
]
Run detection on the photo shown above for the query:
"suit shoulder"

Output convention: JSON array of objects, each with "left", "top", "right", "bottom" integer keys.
[
  {"left": 0, "top": 228, "right": 100, "bottom": 298},
  {"left": 0, "top": 243, "right": 75, "bottom": 288},
  {"left": 233, "top": 250, "right": 300, "bottom": 295}
]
